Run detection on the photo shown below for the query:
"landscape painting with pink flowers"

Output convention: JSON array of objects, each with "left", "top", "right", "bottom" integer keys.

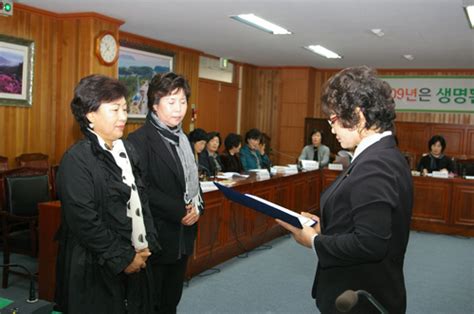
[{"left": 0, "top": 35, "right": 34, "bottom": 107}]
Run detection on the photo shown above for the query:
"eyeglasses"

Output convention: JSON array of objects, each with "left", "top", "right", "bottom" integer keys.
[{"left": 327, "top": 115, "right": 339, "bottom": 127}]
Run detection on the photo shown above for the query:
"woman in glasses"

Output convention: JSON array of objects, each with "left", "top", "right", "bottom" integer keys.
[{"left": 277, "top": 66, "right": 413, "bottom": 314}]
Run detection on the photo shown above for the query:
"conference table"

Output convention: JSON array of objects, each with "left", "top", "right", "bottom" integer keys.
[{"left": 37, "top": 169, "right": 474, "bottom": 301}]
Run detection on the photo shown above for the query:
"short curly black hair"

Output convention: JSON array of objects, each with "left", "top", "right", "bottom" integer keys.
[
  {"left": 245, "top": 128, "right": 262, "bottom": 143},
  {"left": 147, "top": 72, "right": 191, "bottom": 112},
  {"left": 321, "top": 66, "right": 395, "bottom": 132},
  {"left": 309, "top": 129, "right": 324, "bottom": 144},
  {"left": 70, "top": 74, "right": 128, "bottom": 130},
  {"left": 224, "top": 133, "right": 242, "bottom": 151},
  {"left": 189, "top": 128, "right": 208, "bottom": 143},
  {"left": 207, "top": 131, "right": 221, "bottom": 148},
  {"left": 428, "top": 135, "right": 446, "bottom": 152}
]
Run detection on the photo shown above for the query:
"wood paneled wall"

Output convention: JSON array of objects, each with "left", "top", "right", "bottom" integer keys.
[
  {"left": 197, "top": 79, "right": 238, "bottom": 142},
  {"left": 0, "top": 4, "right": 122, "bottom": 167},
  {"left": 0, "top": 5, "right": 201, "bottom": 168},
  {"left": 240, "top": 67, "right": 474, "bottom": 164},
  {"left": 2, "top": 4, "right": 473, "bottom": 169},
  {"left": 278, "top": 68, "right": 315, "bottom": 164},
  {"left": 240, "top": 66, "right": 280, "bottom": 161},
  {"left": 54, "top": 15, "right": 122, "bottom": 164},
  {"left": 0, "top": 5, "right": 59, "bottom": 168}
]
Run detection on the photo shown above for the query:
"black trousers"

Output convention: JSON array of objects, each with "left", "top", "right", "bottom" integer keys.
[{"left": 152, "top": 256, "right": 189, "bottom": 314}]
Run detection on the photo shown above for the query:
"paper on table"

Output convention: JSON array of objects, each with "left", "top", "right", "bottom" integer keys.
[
  {"left": 217, "top": 172, "right": 250, "bottom": 179},
  {"left": 200, "top": 181, "right": 219, "bottom": 192},
  {"left": 245, "top": 194, "right": 316, "bottom": 227}
]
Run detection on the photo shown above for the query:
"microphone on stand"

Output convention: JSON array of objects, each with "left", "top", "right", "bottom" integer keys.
[
  {"left": 270, "top": 148, "right": 299, "bottom": 162},
  {"left": 271, "top": 149, "right": 302, "bottom": 171},
  {"left": 0, "top": 264, "right": 38, "bottom": 303},
  {"left": 335, "top": 290, "right": 388, "bottom": 314}
]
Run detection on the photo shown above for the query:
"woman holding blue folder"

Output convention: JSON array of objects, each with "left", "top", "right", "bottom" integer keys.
[{"left": 277, "top": 66, "right": 413, "bottom": 314}]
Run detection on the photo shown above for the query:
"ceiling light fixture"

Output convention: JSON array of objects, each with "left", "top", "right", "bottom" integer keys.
[
  {"left": 464, "top": 0, "right": 474, "bottom": 28},
  {"left": 304, "top": 45, "right": 342, "bottom": 59},
  {"left": 403, "top": 54, "right": 415, "bottom": 61},
  {"left": 370, "top": 28, "right": 385, "bottom": 37},
  {"left": 230, "top": 14, "right": 292, "bottom": 35}
]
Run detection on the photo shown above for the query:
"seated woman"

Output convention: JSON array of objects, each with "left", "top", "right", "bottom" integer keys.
[
  {"left": 298, "top": 129, "right": 330, "bottom": 168},
  {"left": 220, "top": 133, "right": 243, "bottom": 173},
  {"left": 417, "top": 135, "right": 454, "bottom": 175},
  {"left": 240, "top": 128, "right": 266, "bottom": 171},
  {"left": 258, "top": 132, "right": 272, "bottom": 169},
  {"left": 198, "top": 131, "right": 224, "bottom": 177},
  {"left": 188, "top": 128, "right": 208, "bottom": 161}
]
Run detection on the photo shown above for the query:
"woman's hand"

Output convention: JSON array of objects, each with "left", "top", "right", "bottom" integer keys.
[
  {"left": 181, "top": 204, "right": 200, "bottom": 226},
  {"left": 301, "top": 212, "right": 321, "bottom": 234},
  {"left": 276, "top": 213, "right": 320, "bottom": 248},
  {"left": 124, "top": 249, "right": 152, "bottom": 274}
]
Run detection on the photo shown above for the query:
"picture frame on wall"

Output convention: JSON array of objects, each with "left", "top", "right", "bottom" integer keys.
[
  {"left": 0, "top": 34, "right": 35, "bottom": 107},
  {"left": 118, "top": 40, "right": 174, "bottom": 121}
]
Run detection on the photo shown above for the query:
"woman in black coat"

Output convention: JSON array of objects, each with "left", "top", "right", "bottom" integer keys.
[
  {"left": 128, "top": 72, "right": 203, "bottom": 314},
  {"left": 220, "top": 133, "right": 243, "bottom": 173},
  {"left": 198, "top": 131, "right": 224, "bottom": 177},
  {"left": 55, "top": 75, "right": 159, "bottom": 313}
]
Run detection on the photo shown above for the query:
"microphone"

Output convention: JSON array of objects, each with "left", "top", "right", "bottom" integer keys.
[
  {"left": 0, "top": 264, "right": 38, "bottom": 303},
  {"left": 335, "top": 290, "right": 388, "bottom": 314}
]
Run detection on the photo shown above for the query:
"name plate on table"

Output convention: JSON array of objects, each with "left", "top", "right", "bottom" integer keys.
[
  {"left": 432, "top": 171, "right": 449, "bottom": 179},
  {"left": 328, "top": 163, "right": 344, "bottom": 171},
  {"left": 300, "top": 160, "right": 319, "bottom": 170}
]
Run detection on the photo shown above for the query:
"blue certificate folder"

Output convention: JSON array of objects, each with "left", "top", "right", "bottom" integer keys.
[{"left": 214, "top": 182, "right": 317, "bottom": 229}]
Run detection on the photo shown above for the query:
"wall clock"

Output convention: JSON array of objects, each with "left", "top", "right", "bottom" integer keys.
[{"left": 95, "top": 32, "right": 119, "bottom": 65}]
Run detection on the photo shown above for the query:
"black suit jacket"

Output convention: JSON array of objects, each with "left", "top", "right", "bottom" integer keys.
[
  {"left": 128, "top": 117, "right": 202, "bottom": 264},
  {"left": 198, "top": 149, "right": 224, "bottom": 177},
  {"left": 313, "top": 135, "right": 413, "bottom": 314}
]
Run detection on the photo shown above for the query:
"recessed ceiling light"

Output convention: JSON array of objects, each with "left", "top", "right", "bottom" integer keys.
[
  {"left": 403, "top": 54, "right": 415, "bottom": 61},
  {"left": 304, "top": 45, "right": 342, "bottom": 59},
  {"left": 464, "top": 2, "right": 474, "bottom": 28},
  {"left": 230, "top": 14, "right": 292, "bottom": 35},
  {"left": 370, "top": 28, "right": 385, "bottom": 37}
]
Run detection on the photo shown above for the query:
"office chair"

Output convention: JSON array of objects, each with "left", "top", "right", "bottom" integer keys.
[
  {"left": 15, "top": 153, "right": 49, "bottom": 170},
  {"left": 1, "top": 172, "right": 50, "bottom": 288}
]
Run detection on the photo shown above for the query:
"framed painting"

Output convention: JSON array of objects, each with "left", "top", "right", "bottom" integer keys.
[
  {"left": 118, "top": 40, "right": 174, "bottom": 121},
  {"left": 0, "top": 34, "right": 35, "bottom": 107}
]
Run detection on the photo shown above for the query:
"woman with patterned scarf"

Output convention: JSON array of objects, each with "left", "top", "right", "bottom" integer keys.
[
  {"left": 55, "top": 75, "right": 159, "bottom": 313},
  {"left": 128, "top": 72, "right": 203, "bottom": 314}
]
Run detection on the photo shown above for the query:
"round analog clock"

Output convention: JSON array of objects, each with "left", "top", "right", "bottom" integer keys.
[{"left": 95, "top": 32, "right": 119, "bottom": 65}]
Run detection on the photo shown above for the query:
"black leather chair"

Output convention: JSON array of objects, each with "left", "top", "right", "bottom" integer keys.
[{"left": 1, "top": 173, "right": 50, "bottom": 288}]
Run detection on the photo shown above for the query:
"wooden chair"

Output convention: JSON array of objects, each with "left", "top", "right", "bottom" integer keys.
[
  {"left": 0, "top": 167, "right": 50, "bottom": 288},
  {"left": 0, "top": 156, "right": 7, "bottom": 172},
  {"left": 15, "top": 153, "right": 49, "bottom": 170}
]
